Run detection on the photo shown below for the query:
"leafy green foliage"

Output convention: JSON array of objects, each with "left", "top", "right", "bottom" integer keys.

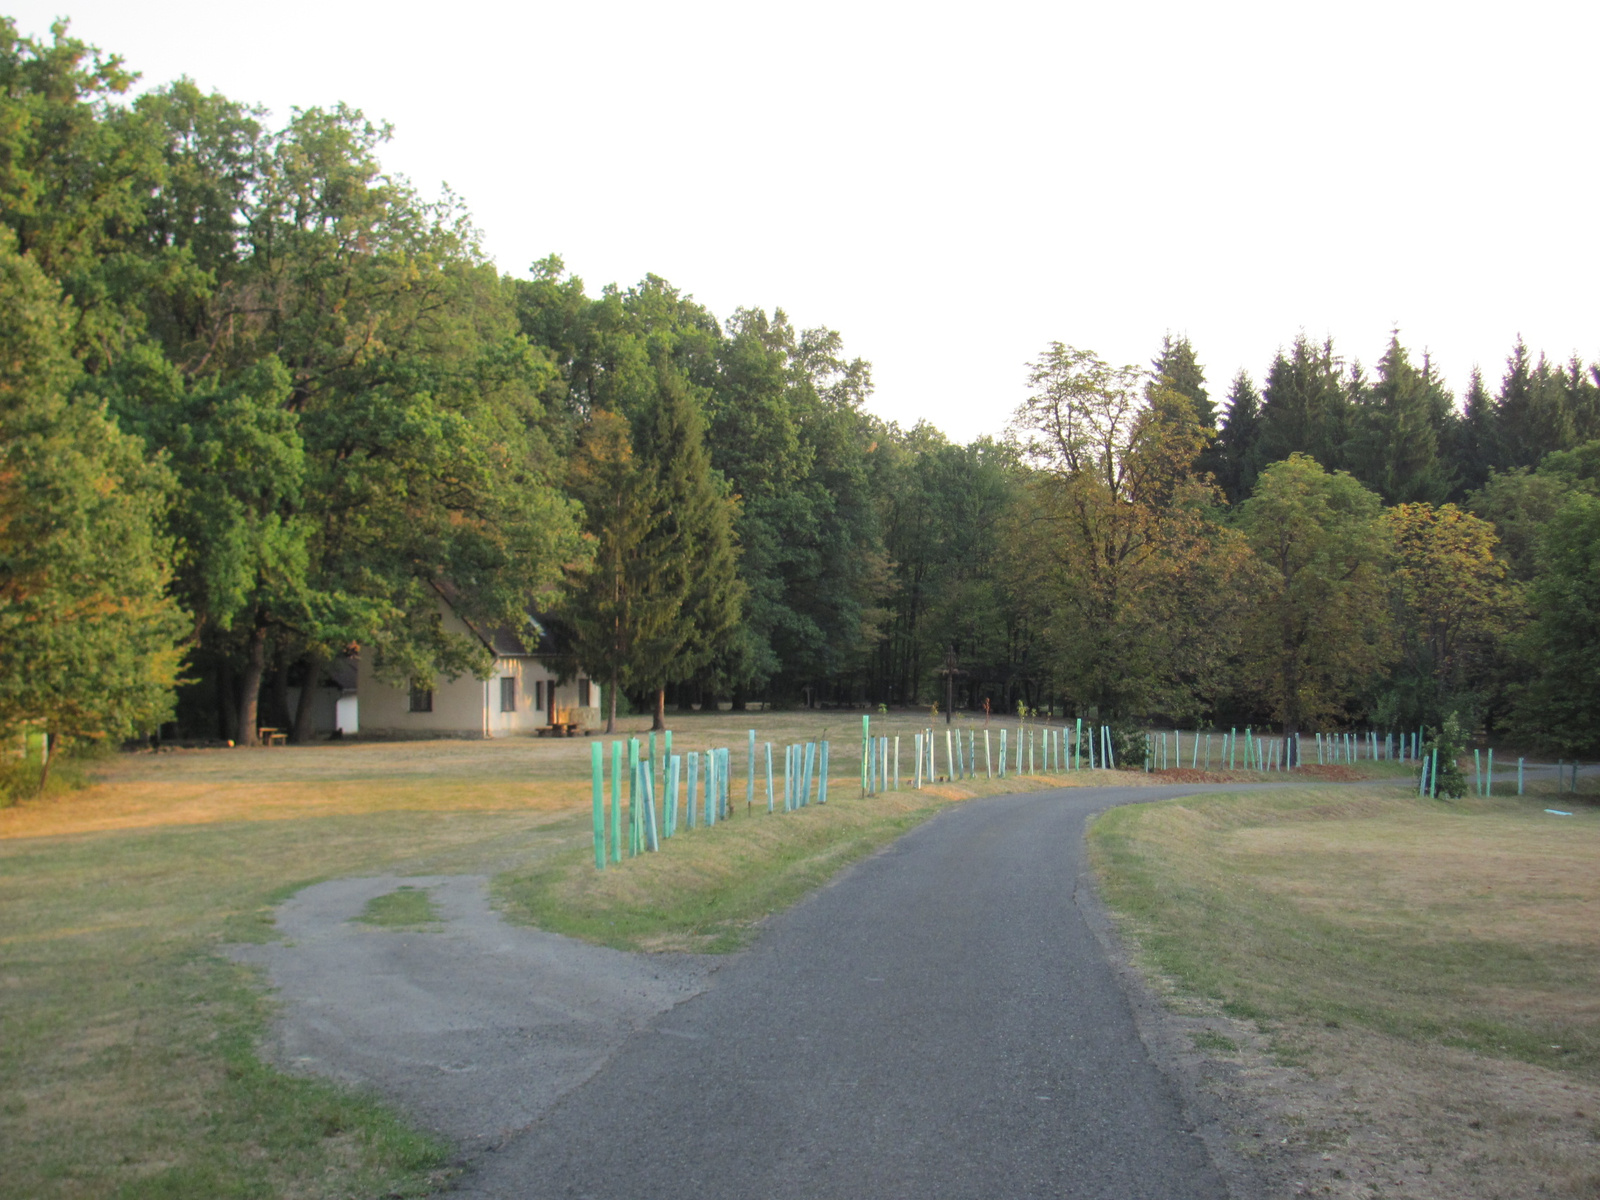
[
  {"left": 1377, "top": 503, "right": 1518, "bottom": 731},
  {"left": 1234, "top": 455, "right": 1392, "bottom": 738},
  {"left": 1005, "top": 345, "right": 1250, "bottom": 723},
  {"left": 872, "top": 426, "right": 1019, "bottom": 708},
  {"left": 1507, "top": 493, "right": 1600, "bottom": 754},
  {"left": 1424, "top": 711, "right": 1470, "bottom": 799},
  {"left": 7, "top": 10, "right": 1600, "bottom": 755},
  {"left": 0, "top": 233, "right": 185, "bottom": 754}
]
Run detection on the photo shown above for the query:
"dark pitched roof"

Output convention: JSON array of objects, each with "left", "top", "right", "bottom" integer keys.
[{"left": 429, "top": 581, "right": 566, "bottom": 659}]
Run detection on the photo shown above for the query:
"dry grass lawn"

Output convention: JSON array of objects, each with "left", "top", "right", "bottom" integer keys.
[
  {"left": 1090, "top": 784, "right": 1600, "bottom": 1198},
  {"left": 0, "top": 710, "right": 1464, "bottom": 1199}
]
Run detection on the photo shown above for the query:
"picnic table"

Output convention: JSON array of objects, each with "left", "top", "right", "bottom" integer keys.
[{"left": 257, "top": 727, "right": 289, "bottom": 746}]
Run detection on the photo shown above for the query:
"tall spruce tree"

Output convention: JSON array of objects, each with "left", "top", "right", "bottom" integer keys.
[
  {"left": 1452, "top": 366, "right": 1499, "bottom": 495},
  {"left": 561, "top": 359, "right": 743, "bottom": 732},
  {"left": 1563, "top": 355, "right": 1600, "bottom": 445},
  {"left": 1347, "top": 336, "right": 1455, "bottom": 504},
  {"left": 1149, "top": 334, "right": 1213, "bottom": 426},
  {"left": 1214, "top": 369, "right": 1262, "bottom": 503},
  {"left": 561, "top": 408, "right": 677, "bottom": 734},
  {"left": 1151, "top": 334, "right": 1224, "bottom": 484},
  {"left": 1493, "top": 338, "right": 1579, "bottom": 469},
  {"left": 634, "top": 361, "right": 744, "bottom": 729},
  {"left": 1257, "top": 336, "right": 1349, "bottom": 473}
]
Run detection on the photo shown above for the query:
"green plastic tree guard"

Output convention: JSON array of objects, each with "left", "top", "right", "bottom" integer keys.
[
  {"left": 591, "top": 742, "right": 605, "bottom": 869},
  {"left": 608, "top": 742, "right": 621, "bottom": 861},
  {"left": 765, "top": 743, "right": 775, "bottom": 812}
]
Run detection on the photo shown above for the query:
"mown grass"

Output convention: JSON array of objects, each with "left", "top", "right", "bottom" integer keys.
[
  {"left": 356, "top": 885, "right": 443, "bottom": 930},
  {"left": 1089, "top": 785, "right": 1600, "bottom": 1077}
]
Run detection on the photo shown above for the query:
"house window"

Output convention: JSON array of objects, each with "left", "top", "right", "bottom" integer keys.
[
  {"left": 578, "top": 678, "right": 591, "bottom": 707},
  {"left": 535, "top": 680, "right": 545, "bottom": 712},
  {"left": 408, "top": 681, "right": 433, "bottom": 713},
  {"left": 500, "top": 676, "right": 516, "bottom": 713}
]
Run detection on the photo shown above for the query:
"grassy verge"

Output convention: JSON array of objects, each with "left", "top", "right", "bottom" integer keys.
[
  {"left": 1088, "top": 784, "right": 1600, "bottom": 1076},
  {"left": 497, "top": 787, "right": 951, "bottom": 952}
]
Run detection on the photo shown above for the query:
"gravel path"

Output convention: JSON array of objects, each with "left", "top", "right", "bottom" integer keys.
[{"left": 228, "top": 874, "right": 715, "bottom": 1154}]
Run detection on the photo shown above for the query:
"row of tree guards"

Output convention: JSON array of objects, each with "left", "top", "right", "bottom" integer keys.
[
  {"left": 880, "top": 716, "right": 1121, "bottom": 792},
  {"left": 588, "top": 730, "right": 836, "bottom": 868},
  {"left": 587, "top": 717, "right": 1127, "bottom": 869},
  {"left": 1142, "top": 727, "right": 1423, "bottom": 771},
  {"left": 588, "top": 719, "right": 1578, "bottom": 869}
]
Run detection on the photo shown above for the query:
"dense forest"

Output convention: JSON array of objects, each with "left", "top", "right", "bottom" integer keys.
[{"left": 3, "top": 19, "right": 1598, "bottom": 756}]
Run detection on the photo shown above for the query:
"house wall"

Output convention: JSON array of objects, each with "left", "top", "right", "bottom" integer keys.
[
  {"left": 356, "top": 602, "right": 601, "bottom": 738},
  {"left": 479, "top": 658, "right": 601, "bottom": 737}
]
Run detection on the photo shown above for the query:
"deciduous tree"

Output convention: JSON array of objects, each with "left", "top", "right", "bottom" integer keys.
[
  {"left": 1379, "top": 503, "right": 1517, "bottom": 730},
  {"left": 1235, "top": 454, "right": 1392, "bottom": 752},
  {"left": 1006, "top": 345, "right": 1249, "bottom": 723},
  {"left": 0, "top": 233, "right": 185, "bottom": 775}
]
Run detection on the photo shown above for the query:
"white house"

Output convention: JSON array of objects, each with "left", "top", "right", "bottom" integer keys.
[{"left": 356, "top": 593, "right": 600, "bottom": 739}]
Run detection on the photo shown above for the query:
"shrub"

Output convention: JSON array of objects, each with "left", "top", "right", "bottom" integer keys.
[{"left": 1423, "top": 711, "right": 1469, "bottom": 799}]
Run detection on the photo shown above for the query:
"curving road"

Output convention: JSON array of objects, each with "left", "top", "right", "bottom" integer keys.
[{"left": 453, "top": 784, "right": 1242, "bottom": 1199}]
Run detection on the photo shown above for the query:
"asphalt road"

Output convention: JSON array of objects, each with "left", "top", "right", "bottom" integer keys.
[{"left": 455, "top": 784, "right": 1236, "bottom": 1199}]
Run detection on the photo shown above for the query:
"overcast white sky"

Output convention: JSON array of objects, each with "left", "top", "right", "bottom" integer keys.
[{"left": 11, "top": 1, "right": 1598, "bottom": 442}]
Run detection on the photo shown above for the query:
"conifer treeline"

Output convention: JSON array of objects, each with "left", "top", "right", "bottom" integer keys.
[{"left": 3, "top": 19, "right": 1597, "bottom": 754}]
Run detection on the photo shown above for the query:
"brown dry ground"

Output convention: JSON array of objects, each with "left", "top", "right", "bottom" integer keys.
[{"left": 1091, "top": 782, "right": 1600, "bottom": 1200}]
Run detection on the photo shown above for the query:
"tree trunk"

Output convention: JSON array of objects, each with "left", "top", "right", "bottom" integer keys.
[
  {"left": 291, "top": 649, "right": 327, "bottom": 744},
  {"left": 606, "top": 669, "right": 618, "bottom": 733},
  {"left": 269, "top": 654, "right": 292, "bottom": 730},
  {"left": 35, "top": 734, "right": 53, "bottom": 796},
  {"left": 652, "top": 687, "right": 666, "bottom": 731},
  {"left": 217, "top": 656, "right": 238, "bottom": 743},
  {"left": 236, "top": 624, "right": 268, "bottom": 747}
]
